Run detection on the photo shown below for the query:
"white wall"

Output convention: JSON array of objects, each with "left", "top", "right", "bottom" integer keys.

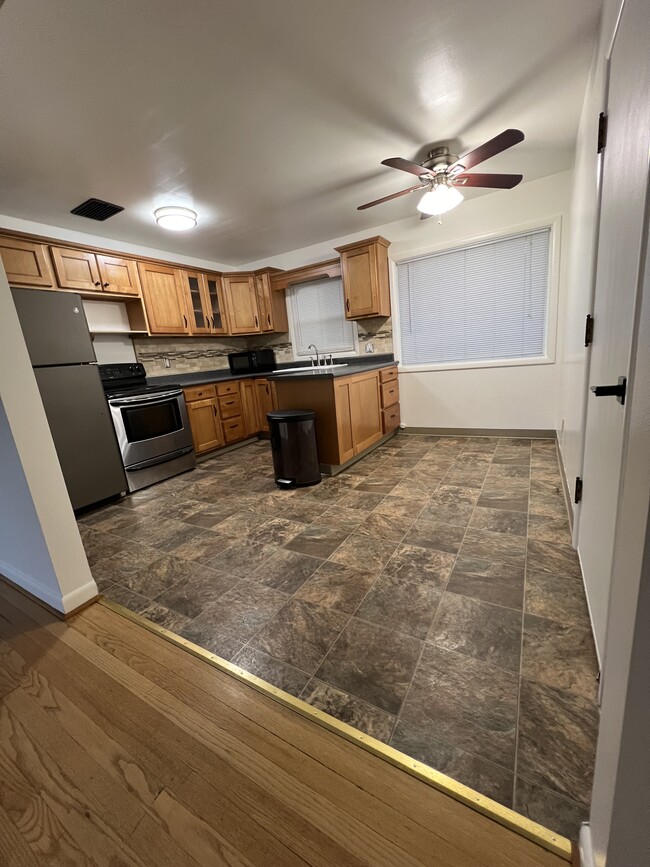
[
  {"left": 0, "top": 262, "right": 97, "bottom": 613},
  {"left": 244, "top": 171, "right": 572, "bottom": 432},
  {"left": 0, "top": 212, "right": 233, "bottom": 273}
]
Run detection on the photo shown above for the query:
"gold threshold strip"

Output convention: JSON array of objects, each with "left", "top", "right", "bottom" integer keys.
[{"left": 100, "top": 597, "right": 572, "bottom": 861}]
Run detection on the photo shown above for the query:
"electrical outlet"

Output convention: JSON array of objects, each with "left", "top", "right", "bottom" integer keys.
[{"left": 365, "top": 342, "right": 374, "bottom": 353}]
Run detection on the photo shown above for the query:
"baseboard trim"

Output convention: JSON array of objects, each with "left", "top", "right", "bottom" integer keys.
[
  {"left": 578, "top": 823, "right": 595, "bottom": 867},
  {"left": 556, "top": 438, "right": 575, "bottom": 533},
  {"left": 0, "top": 569, "right": 98, "bottom": 619},
  {"left": 401, "top": 426, "right": 556, "bottom": 439},
  {"left": 100, "top": 596, "right": 573, "bottom": 861}
]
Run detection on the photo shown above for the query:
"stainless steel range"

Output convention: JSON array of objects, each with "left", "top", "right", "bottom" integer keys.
[{"left": 99, "top": 363, "right": 195, "bottom": 492}]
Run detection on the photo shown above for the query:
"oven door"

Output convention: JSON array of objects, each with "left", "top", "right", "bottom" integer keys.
[{"left": 108, "top": 390, "right": 194, "bottom": 469}]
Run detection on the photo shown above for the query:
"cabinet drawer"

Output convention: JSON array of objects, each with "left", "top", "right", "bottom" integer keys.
[
  {"left": 382, "top": 404, "right": 400, "bottom": 433},
  {"left": 217, "top": 394, "right": 242, "bottom": 419},
  {"left": 379, "top": 366, "right": 398, "bottom": 384},
  {"left": 381, "top": 380, "right": 399, "bottom": 408},
  {"left": 216, "top": 381, "right": 240, "bottom": 396},
  {"left": 222, "top": 417, "right": 246, "bottom": 443},
  {"left": 184, "top": 384, "right": 216, "bottom": 402}
]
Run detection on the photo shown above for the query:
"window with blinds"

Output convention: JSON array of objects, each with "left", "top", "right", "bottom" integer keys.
[
  {"left": 288, "top": 277, "right": 357, "bottom": 357},
  {"left": 397, "top": 228, "right": 551, "bottom": 366}
]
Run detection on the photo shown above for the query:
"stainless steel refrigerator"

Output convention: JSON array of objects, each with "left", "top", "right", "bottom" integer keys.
[{"left": 12, "top": 288, "right": 127, "bottom": 510}]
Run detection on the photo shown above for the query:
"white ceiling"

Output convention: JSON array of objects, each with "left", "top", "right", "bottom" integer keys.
[{"left": 0, "top": 0, "right": 600, "bottom": 266}]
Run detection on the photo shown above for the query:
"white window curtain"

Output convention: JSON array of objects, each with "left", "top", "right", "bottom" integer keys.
[
  {"left": 288, "top": 277, "right": 357, "bottom": 357},
  {"left": 397, "top": 228, "right": 551, "bottom": 366}
]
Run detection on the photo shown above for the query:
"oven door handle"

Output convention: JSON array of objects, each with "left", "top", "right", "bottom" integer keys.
[{"left": 109, "top": 390, "right": 183, "bottom": 406}]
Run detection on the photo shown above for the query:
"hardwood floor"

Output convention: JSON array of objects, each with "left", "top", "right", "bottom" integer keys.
[{"left": 0, "top": 580, "right": 567, "bottom": 866}]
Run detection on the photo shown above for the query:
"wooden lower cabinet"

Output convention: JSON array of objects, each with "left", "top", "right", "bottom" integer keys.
[
  {"left": 240, "top": 379, "right": 260, "bottom": 436},
  {"left": 185, "top": 396, "right": 223, "bottom": 454},
  {"left": 349, "top": 372, "right": 383, "bottom": 453},
  {"left": 274, "top": 367, "right": 394, "bottom": 468},
  {"left": 255, "top": 378, "right": 275, "bottom": 433},
  {"left": 184, "top": 376, "right": 275, "bottom": 456},
  {"left": 333, "top": 380, "right": 356, "bottom": 463}
]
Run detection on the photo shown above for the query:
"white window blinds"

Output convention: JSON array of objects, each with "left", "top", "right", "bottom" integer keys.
[
  {"left": 288, "top": 277, "right": 357, "bottom": 357},
  {"left": 397, "top": 228, "right": 551, "bottom": 366}
]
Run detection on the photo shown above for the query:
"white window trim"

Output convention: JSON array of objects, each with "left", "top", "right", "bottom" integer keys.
[
  {"left": 390, "top": 215, "right": 562, "bottom": 373},
  {"left": 285, "top": 279, "right": 359, "bottom": 361}
]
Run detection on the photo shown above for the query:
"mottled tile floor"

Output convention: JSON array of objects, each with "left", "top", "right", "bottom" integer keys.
[{"left": 79, "top": 434, "right": 599, "bottom": 839}]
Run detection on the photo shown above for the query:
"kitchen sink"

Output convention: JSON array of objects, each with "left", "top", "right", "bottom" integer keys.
[{"left": 274, "top": 364, "right": 348, "bottom": 374}]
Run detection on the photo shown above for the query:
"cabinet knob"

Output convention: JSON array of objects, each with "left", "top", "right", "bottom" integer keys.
[
  {"left": 346, "top": 298, "right": 350, "bottom": 312},
  {"left": 94, "top": 281, "right": 101, "bottom": 286},
  {"left": 103, "top": 282, "right": 110, "bottom": 287}
]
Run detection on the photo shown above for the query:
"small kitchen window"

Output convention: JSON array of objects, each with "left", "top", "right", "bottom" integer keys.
[
  {"left": 288, "top": 277, "right": 358, "bottom": 358},
  {"left": 397, "top": 227, "right": 552, "bottom": 367}
]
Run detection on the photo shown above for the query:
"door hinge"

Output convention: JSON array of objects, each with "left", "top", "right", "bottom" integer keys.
[
  {"left": 574, "top": 476, "right": 583, "bottom": 504},
  {"left": 597, "top": 112, "right": 608, "bottom": 153},
  {"left": 584, "top": 314, "right": 594, "bottom": 347}
]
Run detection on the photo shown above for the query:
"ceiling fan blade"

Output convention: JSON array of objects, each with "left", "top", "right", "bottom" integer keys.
[
  {"left": 381, "top": 157, "right": 431, "bottom": 177},
  {"left": 357, "top": 182, "right": 426, "bottom": 210},
  {"left": 450, "top": 129, "right": 524, "bottom": 173},
  {"left": 454, "top": 173, "right": 523, "bottom": 189}
]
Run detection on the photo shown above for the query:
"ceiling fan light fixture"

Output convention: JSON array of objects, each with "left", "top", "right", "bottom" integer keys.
[
  {"left": 417, "top": 183, "right": 464, "bottom": 216},
  {"left": 154, "top": 206, "right": 198, "bottom": 231}
]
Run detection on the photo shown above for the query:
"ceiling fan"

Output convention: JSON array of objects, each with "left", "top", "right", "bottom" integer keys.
[{"left": 358, "top": 129, "right": 525, "bottom": 221}]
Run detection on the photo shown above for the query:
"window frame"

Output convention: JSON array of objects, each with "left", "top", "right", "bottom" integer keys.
[
  {"left": 391, "top": 215, "right": 562, "bottom": 373},
  {"left": 286, "top": 277, "right": 359, "bottom": 361}
]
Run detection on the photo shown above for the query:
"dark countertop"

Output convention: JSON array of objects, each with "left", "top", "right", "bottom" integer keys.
[
  {"left": 267, "top": 360, "right": 397, "bottom": 381},
  {"left": 148, "top": 354, "right": 395, "bottom": 388}
]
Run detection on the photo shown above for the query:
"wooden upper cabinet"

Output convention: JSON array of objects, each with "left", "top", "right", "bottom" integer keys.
[
  {"left": 203, "top": 274, "right": 228, "bottom": 335},
  {"left": 51, "top": 246, "right": 141, "bottom": 296},
  {"left": 254, "top": 270, "right": 289, "bottom": 333},
  {"left": 138, "top": 262, "right": 189, "bottom": 335},
  {"left": 180, "top": 270, "right": 212, "bottom": 335},
  {"left": 222, "top": 274, "right": 260, "bottom": 334},
  {"left": 335, "top": 236, "right": 391, "bottom": 320},
  {"left": 96, "top": 254, "right": 141, "bottom": 295},
  {"left": 51, "top": 246, "right": 101, "bottom": 292},
  {"left": 0, "top": 236, "right": 55, "bottom": 287}
]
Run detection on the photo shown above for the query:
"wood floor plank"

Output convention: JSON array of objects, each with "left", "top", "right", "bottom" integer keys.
[
  {"left": 54, "top": 615, "right": 452, "bottom": 867},
  {"left": 0, "top": 704, "right": 147, "bottom": 867},
  {"left": 81, "top": 602, "right": 561, "bottom": 867},
  {"left": 0, "top": 796, "right": 46, "bottom": 867},
  {"left": 4, "top": 686, "right": 146, "bottom": 839},
  {"left": 0, "top": 581, "right": 567, "bottom": 867}
]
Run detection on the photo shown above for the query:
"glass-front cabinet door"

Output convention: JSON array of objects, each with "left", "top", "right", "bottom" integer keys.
[
  {"left": 182, "top": 270, "right": 211, "bottom": 335},
  {"left": 204, "top": 274, "right": 228, "bottom": 335}
]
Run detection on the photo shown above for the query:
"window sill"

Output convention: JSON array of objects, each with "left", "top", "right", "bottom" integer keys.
[{"left": 398, "top": 356, "right": 554, "bottom": 374}]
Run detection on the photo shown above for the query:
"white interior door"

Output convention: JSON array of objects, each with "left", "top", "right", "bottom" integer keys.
[{"left": 577, "top": 0, "right": 650, "bottom": 664}]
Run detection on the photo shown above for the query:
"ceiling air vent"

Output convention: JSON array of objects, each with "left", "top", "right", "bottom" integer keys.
[{"left": 70, "top": 198, "right": 124, "bottom": 221}]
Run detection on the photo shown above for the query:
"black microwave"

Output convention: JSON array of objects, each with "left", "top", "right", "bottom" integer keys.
[{"left": 228, "top": 349, "right": 276, "bottom": 375}]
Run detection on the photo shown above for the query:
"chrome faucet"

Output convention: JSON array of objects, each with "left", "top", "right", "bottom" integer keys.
[{"left": 308, "top": 344, "right": 320, "bottom": 366}]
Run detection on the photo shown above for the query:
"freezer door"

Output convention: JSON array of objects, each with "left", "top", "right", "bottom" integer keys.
[
  {"left": 12, "top": 288, "right": 96, "bottom": 366},
  {"left": 34, "top": 364, "right": 127, "bottom": 510}
]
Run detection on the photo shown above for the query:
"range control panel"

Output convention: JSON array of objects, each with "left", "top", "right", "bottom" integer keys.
[{"left": 98, "top": 362, "right": 146, "bottom": 384}]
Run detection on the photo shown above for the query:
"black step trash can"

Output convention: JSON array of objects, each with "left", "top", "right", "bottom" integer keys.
[{"left": 267, "top": 409, "right": 321, "bottom": 488}]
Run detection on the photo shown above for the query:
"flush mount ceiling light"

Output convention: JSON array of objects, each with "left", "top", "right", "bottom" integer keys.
[
  {"left": 417, "top": 180, "right": 464, "bottom": 216},
  {"left": 154, "top": 206, "right": 197, "bottom": 231}
]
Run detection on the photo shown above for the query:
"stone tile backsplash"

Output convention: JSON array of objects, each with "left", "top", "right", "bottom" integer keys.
[{"left": 135, "top": 319, "right": 393, "bottom": 376}]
